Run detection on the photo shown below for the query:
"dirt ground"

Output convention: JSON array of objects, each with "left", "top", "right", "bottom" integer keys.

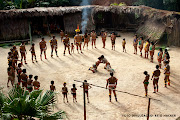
[{"left": 0, "top": 32, "right": 180, "bottom": 120}]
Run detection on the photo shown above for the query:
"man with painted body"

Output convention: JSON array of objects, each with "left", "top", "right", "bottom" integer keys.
[
  {"left": 138, "top": 36, "right": 144, "bottom": 56},
  {"left": 39, "top": 38, "right": 47, "bottom": 60},
  {"left": 106, "top": 72, "right": 118, "bottom": 102},
  {"left": 151, "top": 65, "right": 161, "bottom": 93},
  {"left": 63, "top": 34, "right": 71, "bottom": 55},
  {"left": 74, "top": 32, "right": 83, "bottom": 53},
  {"left": 111, "top": 32, "right": 116, "bottom": 50},
  {"left": 49, "top": 36, "right": 58, "bottom": 57},
  {"left": 20, "top": 42, "right": 27, "bottom": 64},
  {"left": 91, "top": 30, "right": 97, "bottom": 48}
]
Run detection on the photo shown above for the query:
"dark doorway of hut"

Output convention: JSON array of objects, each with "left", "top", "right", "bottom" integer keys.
[
  {"left": 95, "top": 12, "right": 137, "bottom": 34},
  {"left": 48, "top": 16, "right": 64, "bottom": 34},
  {"left": 31, "top": 16, "right": 64, "bottom": 38}
]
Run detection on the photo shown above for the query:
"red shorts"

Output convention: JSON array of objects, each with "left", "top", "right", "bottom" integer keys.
[
  {"left": 150, "top": 51, "right": 154, "bottom": 56},
  {"left": 153, "top": 77, "right": 159, "bottom": 85},
  {"left": 158, "top": 58, "right": 162, "bottom": 63}
]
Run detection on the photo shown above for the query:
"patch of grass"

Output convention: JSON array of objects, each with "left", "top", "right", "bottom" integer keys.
[
  {"left": 155, "top": 46, "right": 166, "bottom": 50},
  {"left": 0, "top": 42, "right": 21, "bottom": 48}
]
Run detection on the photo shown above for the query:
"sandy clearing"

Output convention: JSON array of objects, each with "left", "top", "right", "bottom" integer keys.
[{"left": 0, "top": 32, "right": 180, "bottom": 120}]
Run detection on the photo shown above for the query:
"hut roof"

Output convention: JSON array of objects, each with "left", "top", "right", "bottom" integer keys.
[{"left": 0, "top": 5, "right": 179, "bottom": 20}]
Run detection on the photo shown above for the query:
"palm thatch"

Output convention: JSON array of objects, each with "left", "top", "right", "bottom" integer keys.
[
  {"left": 0, "top": 5, "right": 179, "bottom": 46},
  {"left": 0, "top": 5, "right": 178, "bottom": 20}
]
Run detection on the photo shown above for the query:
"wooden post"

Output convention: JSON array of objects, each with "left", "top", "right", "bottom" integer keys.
[
  {"left": 83, "top": 82, "right": 86, "bottom": 120},
  {"left": 29, "top": 22, "right": 32, "bottom": 45},
  {"left": 147, "top": 98, "right": 151, "bottom": 120}
]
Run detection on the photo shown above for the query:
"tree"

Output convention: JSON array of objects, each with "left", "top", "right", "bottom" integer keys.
[
  {"left": 134, "top": 0, "right": 180, "bottom": 12},
  {"left": 0, "top": 85, "right": 65, "bottom": 120}
]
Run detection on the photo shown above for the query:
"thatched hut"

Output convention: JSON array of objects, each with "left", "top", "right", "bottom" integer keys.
[{"left": 0, "top": 5, "right": 180, "bottom": 46}]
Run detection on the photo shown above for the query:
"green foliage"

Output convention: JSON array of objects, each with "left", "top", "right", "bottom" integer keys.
[
  {"left": 110, "top": 2, "right": 126, "bottom": 6},
  {"left": 110, "top": 3, "right": 119, "bottom": 6},
  {"left": 0, "top": 85, "right": 65, "bottom": 120},
  {"left": 134, "top": 0, "right": 180, "bottom": 12},
  {"left": 118, "top": 2, "right": 127, "bottom": 6}
]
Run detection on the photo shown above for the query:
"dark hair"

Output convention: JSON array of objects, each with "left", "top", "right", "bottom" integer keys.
[
  {"left": 84, "top": 34, "right": 88, "bottom": 38},
  {"left": 156, "top": 65, "right": 159, "bottom": 69},
  {"left": 165, "top": 49, "right": 168, "bottom": 52},
  {"left": 32, "top": 43, "right": 35, "bottom": 46},
  {"left": 53, "top": 35, "right": 55, "bottom": 38},
  {"left": 166, "top": 55, "right": 170, "bottom": 59},
  {"left": 8, "top": 67, "right": 11, "bottom": 71},
  {"left": 22, "top": 69, "right": 26, "bottom": 73},
  {"left": 29, "top": 74, "right": 33, "bottom": 78},
  {"left": 73, "top": 84, "right": 76, "bottom": 87},
  {"left": 42, "top": 37, "right": 44, "bottom": 39},
  {"left": 151, "top": 41, "right": 154, "bottom": 45},
  {"left": 123, "top": 38, "right": 125, "bottom": 40},
  {"left": 159, "top": 48, "right": 163, "bottom": 52},
  {"left": 84, "top": 80, "right": 87, "bottom": 82},
  {"left": 144, "top": 71, "right": 148, "bottom": 75},
  {"left": 8, "top": 61, "right": 12, "bottom": 66},
  {"left": 165, "top": 61, "right": 169, "bottom": 64},
  {"left": 140, "top": 36, "right": 143, "bottom": 40},
  {"left": 34, "top": 76, "right": 38, "bottom": 80},
  {"left": 98, "top": 57, "right": 102, "bottom": 60},
  {"left": 18, "top": 63, "right": 22, "bottom": 67},
  {"left": 71, "top": 43, "right": 73, "bottom": 44},
  {"left": 110, "top": 72, "right": 114, "bottom": 76},
  {"left": 101, "top": 55, "right": 104, "bottom": 58},
  {"left": 8, "top": 52, "right": 11, "bottom": 55},
  {"left": 147, "top": 39, "right": 150, "bottom": 43},
  {"left": 51, "top": 81, "right": 54, "bottom": 84}
]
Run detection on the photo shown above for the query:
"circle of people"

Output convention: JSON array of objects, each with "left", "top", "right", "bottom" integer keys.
[{"left": 7, "top": 31, "right": 170, "bottom": 102}]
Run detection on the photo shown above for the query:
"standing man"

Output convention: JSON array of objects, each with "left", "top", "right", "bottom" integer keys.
[
  {"left": 60, "top": 30, "right": 65, "bottom": 42},
  {"left": 91, "top": 30, "right": 97, "bottom": 48},
  {"left": 101, "top": 31, "right": 107, "bottom": 48},
  {"left": 83, "top": 33, "right": 89, "bottom": 50},
  {"left": 29, "top": 43, "right": 37, "bottom": 63},
  {"left": 149, "top": 41, "right": 155, "bottom": 62},
  {"left": 151, "top": 65, "right": 161, "bottom": 93},
  {"left": 49, "top": 36, "right": 58, "bottom": 57},
  {"left": 12, "top": 46, "right": 19, "bottom": 66},
  {"left": 20, "top": 42, "right": 27, "bottom": 64},
  {"left": 164, "top": 61, "right": 170, "bottom": 87},
  {"left": 157, "top": 48, "right": 163, "bottom": 69},
  {"left": 106, "top": 72, "right": 118, "bottom": 102},
  {"left": 143, "top": 71, "right": 150, "bottom": 96},
  {"left": 144, "top": 39, "right": 150, "bottom": 59},
  {"left": 138, "top": 36, "right": 144, "bottom": 57},
  {"left": 63, "top": 34, "right": 71, "bottom": 55},
  {"left": 111, "top": 32, "right": 116, "bottom": 50},
  {"left": 133, "top": 35, "right": 138, "bottom": 54},
  {"left": 39, "top": 37, "right": 47, "bottom": 60},
  {"left": 20, "top": 69, "right": 28, "bottom": 88},
  {"left": 74, "top": 32, "right": 83, "bottom": 53},
  {"left": 80, "top": 80, "right": 92, "bottom": 103}
]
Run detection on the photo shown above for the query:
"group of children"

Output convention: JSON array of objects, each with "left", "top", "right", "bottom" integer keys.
[
  {"left": 7, "top": 44, "right": 41, "bottom": 90},
  {"left": 50, "top": 80, "right": 92, "bottom": 103}
]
